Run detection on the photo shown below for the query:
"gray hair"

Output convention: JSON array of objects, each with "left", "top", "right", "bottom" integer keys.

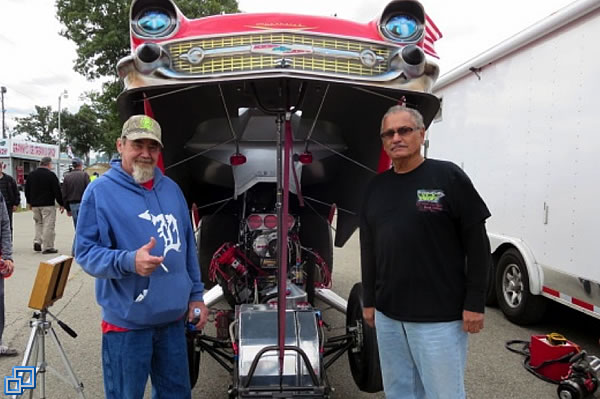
[{"left": 380, "top": 105, "right": 425, "bottom": 132}]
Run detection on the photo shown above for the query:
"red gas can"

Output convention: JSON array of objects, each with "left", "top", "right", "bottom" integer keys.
[{"left": 529, "top": 334, "right": 580, "bottom": 382}]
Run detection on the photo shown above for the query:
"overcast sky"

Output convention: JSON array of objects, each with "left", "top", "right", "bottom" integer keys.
[{"left": 0, "top": 0, "right": 575, "bottom": 134}]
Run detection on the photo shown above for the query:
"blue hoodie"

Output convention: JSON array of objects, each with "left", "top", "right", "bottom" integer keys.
[{"left": 75, "top": 160, "right": 204, "bottom": 329}]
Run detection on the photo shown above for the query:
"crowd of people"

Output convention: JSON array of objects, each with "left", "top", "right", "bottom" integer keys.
[{"left": 0, "top": 109, "right": 491, "bottom": 399}]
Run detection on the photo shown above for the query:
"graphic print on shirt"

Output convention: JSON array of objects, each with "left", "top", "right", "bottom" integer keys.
[
  {"left": 416, "top": 189, "right": 445, "bottom": 212},
  {"left": 138, "top": 210, "right": 182, "bottom": 256}
]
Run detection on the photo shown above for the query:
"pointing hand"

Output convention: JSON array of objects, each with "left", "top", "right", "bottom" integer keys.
[{"left": 135, "top": 237, "right": 164, "bottom": 276}]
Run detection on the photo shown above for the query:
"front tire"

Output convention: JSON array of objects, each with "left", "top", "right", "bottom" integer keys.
[
  {"left": 346, "top": 282, "right": 383, "bottom": 393},
  {"left": 495, "top": 248, "right": 546, "bottom": 325}
]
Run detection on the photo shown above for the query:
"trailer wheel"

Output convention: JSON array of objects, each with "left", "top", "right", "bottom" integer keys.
[
  {"left": 186, "top": 331, "right": 202, "bottom": 389},
  {"left": 198, "top": 214, "right": 239, "bottom": 289},
  {"left": 346, "top": 282, "right": 383, "bottom": 393},
  {"left": 495, "top": 248, "right": 546, "bottom": 325}
]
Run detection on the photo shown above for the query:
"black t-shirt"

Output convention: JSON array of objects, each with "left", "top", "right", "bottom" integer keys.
[{"left": 360, "top": 159, "right": 491, "bottom": 322}]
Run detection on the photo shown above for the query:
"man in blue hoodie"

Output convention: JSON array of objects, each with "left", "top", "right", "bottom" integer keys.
[{"left": 76, "top": 114, "right": 208, "bottom": 399}]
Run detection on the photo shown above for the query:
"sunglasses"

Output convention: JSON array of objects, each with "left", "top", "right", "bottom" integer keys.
[{"left": 380, "top": 126, "right": 421, "bottom": 139}]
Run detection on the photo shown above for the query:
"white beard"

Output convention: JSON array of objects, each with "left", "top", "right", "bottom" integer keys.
[{"left": 132, "top": 162, "right": 155, "bottom": 183}]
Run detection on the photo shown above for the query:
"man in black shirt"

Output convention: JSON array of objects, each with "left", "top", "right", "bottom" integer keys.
[
  {"left": 360, "top": 105, "right": 491, "bottom": 399},
  {"left": 0, "top": 162, "right": 20, "bottom": 236},
  {"left": 24, "top": 157, "right": 64, "bottom": 254}
]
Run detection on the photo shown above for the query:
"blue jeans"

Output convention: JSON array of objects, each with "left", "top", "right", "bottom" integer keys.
[
  {"left": 102, "top": 319, "right": 191, "bottom": 399},
  {"left": 375, "top": 311, "right": 467, "bottom": 399},
  {"left": 70, "top": 202, "right": 80, "bottom": 228},
  {"left": 70, "top": 202, "right": 80, "bottom": 255}
]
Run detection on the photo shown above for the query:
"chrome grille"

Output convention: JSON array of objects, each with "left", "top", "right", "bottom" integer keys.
[{"left": 167, "top": 33, "right": 391, "bottom": 77}]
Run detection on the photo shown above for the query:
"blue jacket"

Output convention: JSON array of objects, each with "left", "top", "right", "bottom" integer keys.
[{"left": 75, "top": 160, "right": 203, "bottom": 329}]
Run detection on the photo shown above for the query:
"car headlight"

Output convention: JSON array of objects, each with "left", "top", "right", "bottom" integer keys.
[
  {"left": 381, "top": 14, "right": 423, "bottom": 43},
  {"left": 133, "top": 8, "right": 177, "bottom": 38}
]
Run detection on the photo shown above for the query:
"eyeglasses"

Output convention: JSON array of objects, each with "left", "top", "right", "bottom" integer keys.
[
  {"left": 129, "top": 140, "right": 161, "bottom": 153},
  {"left": 380, "top": 126, "right": 421, "bottom": 139}
]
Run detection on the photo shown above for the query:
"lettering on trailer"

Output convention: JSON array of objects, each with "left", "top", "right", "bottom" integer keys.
[{"left": 4, "top": 366, "right": 36, "bottom": 395}]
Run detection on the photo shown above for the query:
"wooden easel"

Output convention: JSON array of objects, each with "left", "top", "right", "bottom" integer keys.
[{"left": 11, "top": 256, "right": 86, "bottom": 398}]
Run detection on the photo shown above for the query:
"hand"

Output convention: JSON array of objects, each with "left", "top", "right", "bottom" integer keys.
[
  {"left": 363, "top": 306, "right": 375, "bottom": 328},
  {"left": 134, "top": 237, "right": 164, "bottom": 276},
  {"left": 12, "top": 205, "right": 16, "bottom": 212},
  {"left": 188, "top": 301, "right": 209, "bottom": 330},
  {"left": 67, "top": 211, "right": 72, "bottom": 217},
  {"left": 462, "top": 310, "right": 484, "bottom": 333},
  {"left": 1, "top": 259, "right": 14, "bottom": 276}
]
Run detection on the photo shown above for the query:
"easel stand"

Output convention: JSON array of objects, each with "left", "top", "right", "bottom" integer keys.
[{"left": 13, "top": 309, "right": 85, "bottom": 399}]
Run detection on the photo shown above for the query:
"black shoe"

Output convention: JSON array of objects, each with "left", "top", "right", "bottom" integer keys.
[
  {"left": 34, "top": 243, "right": 42, "bottom": 252},
  {"left": 42, "top": 248, "right": 58, "bottom": 254}
]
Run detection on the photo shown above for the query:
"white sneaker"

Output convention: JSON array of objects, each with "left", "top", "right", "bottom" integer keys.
[{"left": 0, "top": 344, "right": 18, "bottom": 356}]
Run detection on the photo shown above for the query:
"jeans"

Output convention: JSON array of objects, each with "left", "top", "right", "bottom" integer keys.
[
  {"left": 70, "top": 202, "right": 80, "bottom": 228},
  {"left": 102, "top": 319, "right": 191, "bottom": 399},
  {"left": 375, "top": 310, "right": 467, "bottom": 399},
  {"left": 70, "top": 202, "right": 80, "bottom": 255}
]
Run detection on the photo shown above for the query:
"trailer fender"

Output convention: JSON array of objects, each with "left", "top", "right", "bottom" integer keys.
[{"left": 488, "top": 233, "right": 544, "bottom": 295}]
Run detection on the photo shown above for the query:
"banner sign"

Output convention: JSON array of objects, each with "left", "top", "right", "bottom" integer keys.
[{"left": 11, "top": 140, "right": 58, "bottom": 159}]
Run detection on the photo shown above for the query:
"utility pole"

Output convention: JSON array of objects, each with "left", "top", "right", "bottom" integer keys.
[
  {"left": 1, "top": 86, "right": 6, "bottom": 139},
  {"left": 57, "top": 90, "right": 68, "bottom": 152}
]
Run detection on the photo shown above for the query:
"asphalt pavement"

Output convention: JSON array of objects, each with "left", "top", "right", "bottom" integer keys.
[{"left": 0, "top": 210, "right": 599, "bottom": 398}]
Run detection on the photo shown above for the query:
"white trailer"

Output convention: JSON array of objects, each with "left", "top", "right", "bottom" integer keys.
[{"left": 427, "top": 0, "right": 600, "bottom": 324}]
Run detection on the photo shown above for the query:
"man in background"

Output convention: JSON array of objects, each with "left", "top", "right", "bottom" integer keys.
[
  {"left": 25, "top": 156, "right": 64, "bottom": 254},
  {"left": 0, "top": 162, "right": 20, "bottom": 237},
  {"left": 62, "top": 157, "right": 90, "bottom": 255}
]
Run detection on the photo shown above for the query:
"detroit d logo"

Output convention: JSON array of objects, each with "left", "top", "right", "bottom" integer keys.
[{"left": 138, "top": 210, "right": 182, "bottom": 257}]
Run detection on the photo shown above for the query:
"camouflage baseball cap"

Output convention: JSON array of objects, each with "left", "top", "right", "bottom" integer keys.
[{"left": 121, "top": 115, "right": 163, "bottom": 146}]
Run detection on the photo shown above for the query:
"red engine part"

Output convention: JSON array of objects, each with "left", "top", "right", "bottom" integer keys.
[
  {"left": 530, "top": 335, "right": 580, "bottom": 382},
  {"left": 208, "top": 242, "right": 266, "bottom": 283}
]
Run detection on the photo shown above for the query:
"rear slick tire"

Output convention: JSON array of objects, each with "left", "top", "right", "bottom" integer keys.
[
  {"left": 346, "top": 282, "right": 383, "bottom": 393},
  {"left": 197, "top": 214, "right": 238, "bottom": 289}
]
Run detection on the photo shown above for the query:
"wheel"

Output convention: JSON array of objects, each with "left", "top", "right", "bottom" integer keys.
[
  {"left": 346, "top": 282, "right": 383, "bottom": 393},
  {"left": 495, "top": 248, "right": 546, "bottom": 325},
  {"left": 197, "top": 214, "right": 239, "bottom": 289},
  {"left": 557, "top": 379, "right": 585, "bottom": 399},
  {"left": 299, "top": 213, "right": 333, "bottom": 304},
  {"left": 186, "top": 330, "right": 202, "bottom": 389}
]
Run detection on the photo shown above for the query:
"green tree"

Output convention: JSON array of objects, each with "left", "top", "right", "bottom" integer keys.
[
  {"left": 55, "top": 0, "right": 239, "bottom": 155},
  {"left": 62, "top": 104, "right": 104, "bottom": 160},
  {"left": 13, "top": 106, "right": 58, "bottom": 144}
]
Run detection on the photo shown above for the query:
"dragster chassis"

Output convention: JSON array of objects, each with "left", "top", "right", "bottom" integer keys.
[
  {"left": 189, "top": 285, "right": 373, "bottom": 398},
  {"left": 183, "top": 109, "right": 384, "bottom": 398}
]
